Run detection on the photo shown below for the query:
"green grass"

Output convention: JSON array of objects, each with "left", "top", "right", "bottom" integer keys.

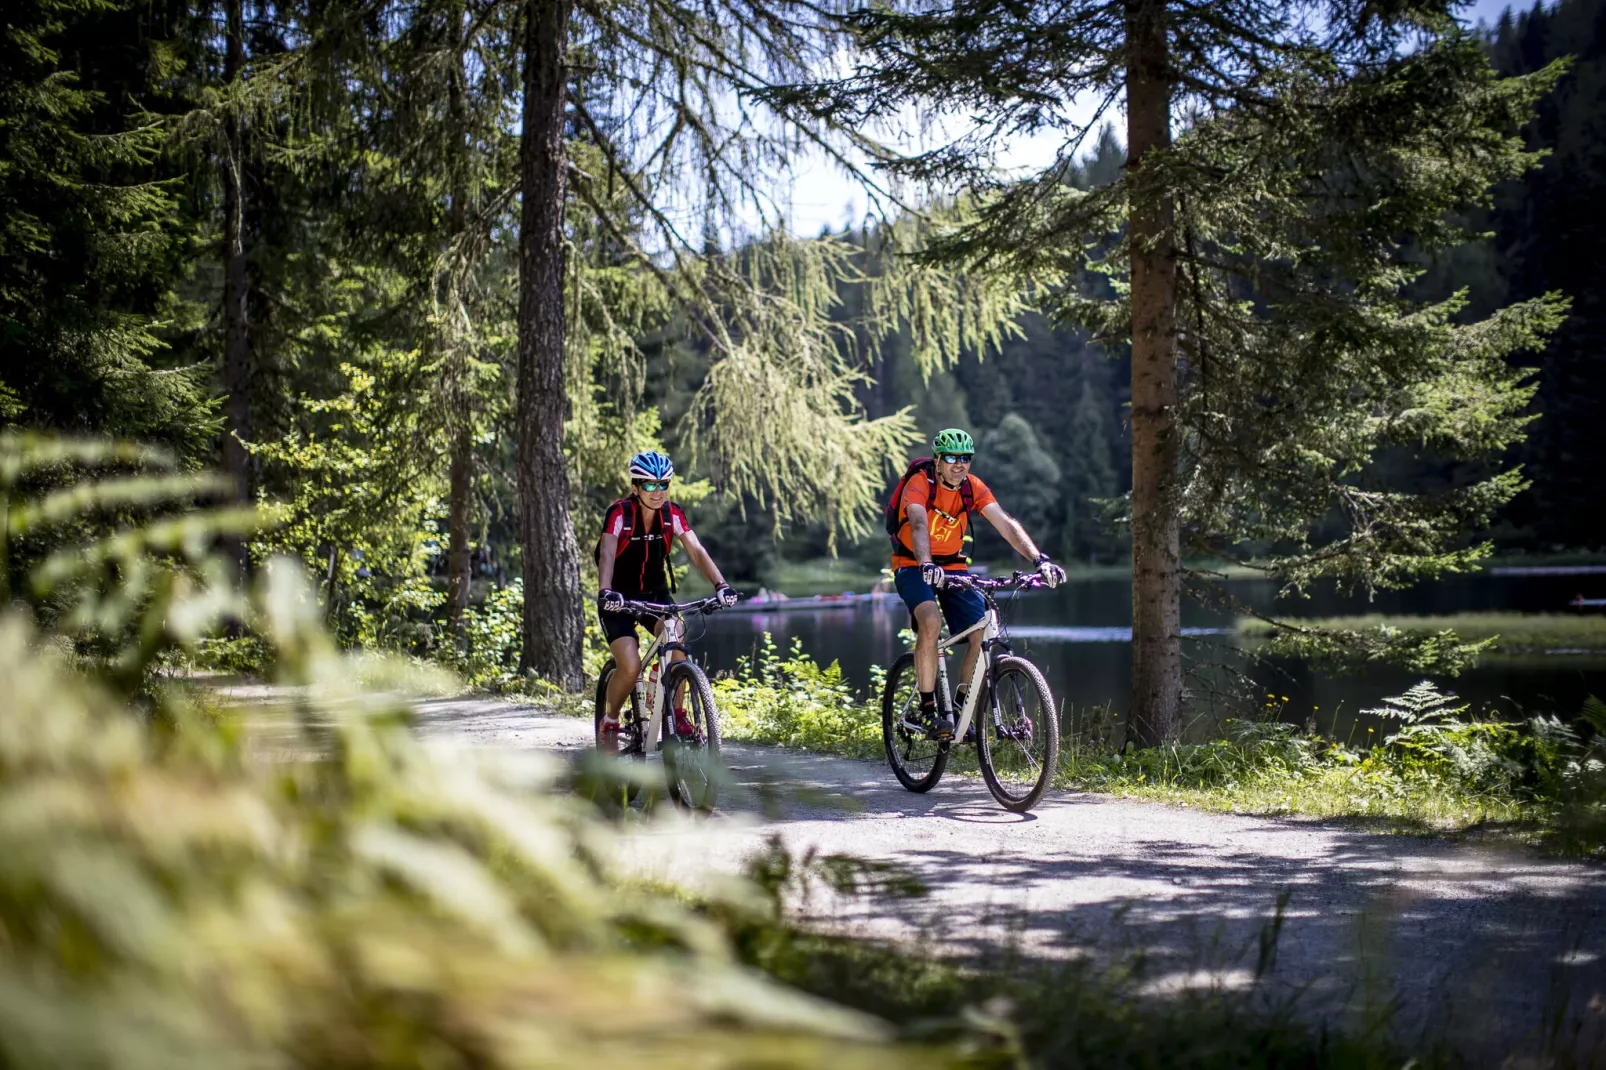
[
  {"left": 1236, "top": 612, "right": 1606, "bottom": 653},
  {"left": 1053, "top": 735, "right": 1543, "bottom": 831}
]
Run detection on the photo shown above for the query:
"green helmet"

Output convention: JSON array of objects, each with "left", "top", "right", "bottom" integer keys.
[{"left": 932, "top": 428, "right": 975, "bottom": 455}]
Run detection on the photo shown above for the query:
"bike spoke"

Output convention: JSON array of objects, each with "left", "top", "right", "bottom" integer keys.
[
  {"left": 663, "top": 662, "right": 721, "bottom": 812},
  {"left": 978, "top": 658, "right": 1059, "bottom": 811},
  {"left": 881, "top": 652, "right": 948, "bottom": 792}
]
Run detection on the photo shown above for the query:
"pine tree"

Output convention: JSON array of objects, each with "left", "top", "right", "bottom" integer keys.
[
  {"left": 784, "top": 1, "right": 1568, "bottom": 743},
  {"left": 974, "top": 413, "right": 1060, "bottom": 561},
  {"left": 515, "top": 0, "right": 583, "bottom": 687},
  {"left": 219, "top": 0, "right": 252, "bottom": 519},
  {"left": 0, "top": 0, "right": 216, "bottom": 455},
  {"left": 1062, "top": 378, "right": 1119, "bottom": 564}
]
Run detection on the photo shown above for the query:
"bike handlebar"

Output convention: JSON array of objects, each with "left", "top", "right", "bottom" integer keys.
[
  {"left": 939, "top": 571, "right": 1045, "bottom": 592},
  {"left": 601, "top": 595, "right": 731, "bottom": 618}
]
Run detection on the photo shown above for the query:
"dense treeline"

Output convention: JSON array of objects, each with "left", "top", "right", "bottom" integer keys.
[{"left": 1475, "top": 0, "right": 1606, "bottom": 552}]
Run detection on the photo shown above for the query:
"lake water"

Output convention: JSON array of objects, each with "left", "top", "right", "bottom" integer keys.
[{"left": 686, "top": 569, "right": 1606, "bottom": 742}]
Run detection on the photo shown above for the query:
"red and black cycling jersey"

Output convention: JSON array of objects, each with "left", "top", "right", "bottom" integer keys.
[{"left": 601, "top": 497, "right": 690, "bottom": 594}]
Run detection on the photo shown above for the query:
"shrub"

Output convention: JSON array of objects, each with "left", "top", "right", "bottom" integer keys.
[{"left": 716, "top": 634, "right": 885, "bottom": 759}]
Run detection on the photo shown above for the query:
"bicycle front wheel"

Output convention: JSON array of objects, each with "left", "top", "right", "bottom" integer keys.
[
  {"left": 881, "top": 652, "right": 948, "bottom": 793},
  {"left": 662, "top": 660, "right": 721, "bottom": 811},
  {"left": 977, "top": 655, "right": 1060, "bottom": 812}
]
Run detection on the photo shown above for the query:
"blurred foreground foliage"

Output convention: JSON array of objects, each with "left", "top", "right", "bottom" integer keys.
[{"left": 0, "top": 433, "right": 959, "bottom": 1069}]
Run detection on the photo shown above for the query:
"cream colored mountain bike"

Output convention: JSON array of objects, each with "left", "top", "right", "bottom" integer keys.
[
  {"left": 880, "top": 572, "right": 1060, "bottom": 812},
  {"left": 593, "top": 595, "right": 726, "bottom": 810}
]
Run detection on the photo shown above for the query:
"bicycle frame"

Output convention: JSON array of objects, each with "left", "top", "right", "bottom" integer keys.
[
  {"left": 908, "top": 572, "right": 1042, "bottom": 744},
  {"left": 936, "top": 607, "right": 1002, "bottom": 744},
  {"left": 630, "top": 614, "right": 690, "bottom": 750},
  {"left": 606, "top": 594, "right": 721, "bottom": 750}
]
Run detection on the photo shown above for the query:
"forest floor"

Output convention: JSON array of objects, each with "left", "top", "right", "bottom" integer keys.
[{"left": 405, "top": 694, "right": 1606, "bottom": 1065}]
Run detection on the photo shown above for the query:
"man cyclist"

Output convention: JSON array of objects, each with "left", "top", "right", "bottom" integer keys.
[
  {"left": 596, "top": 450, "right": 738, "bottom": 751},
  {"left": 892, "top": 428, "right": 1067, "bottom": 739}
]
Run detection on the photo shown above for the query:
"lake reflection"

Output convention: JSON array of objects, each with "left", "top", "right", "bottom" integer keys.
[{"left": 688, "top": 571, "right": 1606, "bottom": 739}]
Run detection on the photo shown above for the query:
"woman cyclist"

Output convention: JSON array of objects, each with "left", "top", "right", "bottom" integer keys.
[{"left": 595, "top": 450, "right": 738, "bottom": 750}]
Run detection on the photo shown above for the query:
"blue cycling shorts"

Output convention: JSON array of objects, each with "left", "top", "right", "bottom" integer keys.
[{"left": 893, "top": 566, "right": 986, "bottom": 637}]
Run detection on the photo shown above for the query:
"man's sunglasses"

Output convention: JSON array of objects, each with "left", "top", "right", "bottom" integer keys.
[
  {"left": 634, "top": 480, "right": 672, "bottom": 492},
  {"left": 939, "top": 453, "right": 973, "bottom": 465}
]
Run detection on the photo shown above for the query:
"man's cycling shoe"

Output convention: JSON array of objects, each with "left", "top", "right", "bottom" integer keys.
[
  {"left": 598, "top": 715, "right": 621, "bottom": 754},
  {"left": 904, "top": 706, "right": 952, "bottom": 741}
]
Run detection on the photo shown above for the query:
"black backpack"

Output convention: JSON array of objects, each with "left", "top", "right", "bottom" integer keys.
[
  {"left": 883, "top": 457, "right": 975, "bottom": 566},
  {"left": 594, "top": 497, "right": 679, "bottom": 592}
]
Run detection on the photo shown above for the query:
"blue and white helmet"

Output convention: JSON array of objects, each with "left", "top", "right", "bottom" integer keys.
[{"left": 627, "top": 450, "right": 674, "bottom": 482}]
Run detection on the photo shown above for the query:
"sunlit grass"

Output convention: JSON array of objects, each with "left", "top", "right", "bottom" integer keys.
[
  {"left": 1055, "top": 746, "right": 1542, "bottom": 831},
  {"left": 1236, "top": 612, "right": 1606, "bottom": 653}
]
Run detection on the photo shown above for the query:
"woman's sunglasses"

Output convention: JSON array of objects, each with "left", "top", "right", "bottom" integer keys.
[
  {"left": 939, "top": 454, "right": 973, "bottom": 465},
  {"left": 634, "top": 480, "right": 672, "bottom": 492}
]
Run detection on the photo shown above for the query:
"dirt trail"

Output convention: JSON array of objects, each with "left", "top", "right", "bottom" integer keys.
[{"left": 411, "top": 696, "right": 1606, "bottom": 1061}]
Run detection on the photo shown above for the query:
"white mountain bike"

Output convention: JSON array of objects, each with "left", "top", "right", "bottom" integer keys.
[
  {"left": 880, "top": 572, "right": 1061, "bottom": 812},
  {"left": 593, "top": 595, "right": 726, "bottom": 810}
]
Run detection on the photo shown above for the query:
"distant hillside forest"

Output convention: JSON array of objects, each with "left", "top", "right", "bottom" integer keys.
[{"left": 668, "top": 0, "right": 1606, "bottom": 584}]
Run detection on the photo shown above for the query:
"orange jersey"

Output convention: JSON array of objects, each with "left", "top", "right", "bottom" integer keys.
[{"left": 891, "top": 473, "right": 996, "bottom": 571}]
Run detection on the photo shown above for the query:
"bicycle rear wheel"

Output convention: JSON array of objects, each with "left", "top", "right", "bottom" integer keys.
[
  {"left": 663, "top": 660, "right": 721, "bottom": 811},
  {"left": 881, "top": 651, "right": 949, "bottom": 793},
  {"left": 976, "top": 655, "right": 1060, "bottom": 812},
  {"left": 594, "top": 657, "right": 645, "bottom": 803}
]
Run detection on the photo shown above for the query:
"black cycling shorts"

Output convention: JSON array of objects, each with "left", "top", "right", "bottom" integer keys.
[{"left": 598, "top": 587, "right": 672, "bottom": 645}]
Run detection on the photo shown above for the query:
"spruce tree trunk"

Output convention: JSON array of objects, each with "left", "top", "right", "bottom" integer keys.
[
  {"left": 1124, "top": 0, "right": 1182, "bottom": 747},
  {"left": 515, "top": 0, "right": 583, "bottom": 689},
  {"left": 445, "top": 422, "right": 474, "bottom": 633},
  {"left": 221, "top": 0, "right": 251, "bottom": 548},
  {"left": 444, "top": 10, "right": 473, "bottom": 640}
]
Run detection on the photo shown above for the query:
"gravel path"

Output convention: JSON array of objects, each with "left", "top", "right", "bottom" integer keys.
[{"left": 411, "top": 696, "right": 1606, "bottom": 1062}]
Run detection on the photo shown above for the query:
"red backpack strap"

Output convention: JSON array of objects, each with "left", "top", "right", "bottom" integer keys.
[
  {"left": 912, "top": 458, "right": 939, "bottom": 519},
  {"left": 660, "top": 502, "right": 678, "bottom": 592},
  {"left": 659, "top": 502, "right": 675, "bottom": 553}
]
